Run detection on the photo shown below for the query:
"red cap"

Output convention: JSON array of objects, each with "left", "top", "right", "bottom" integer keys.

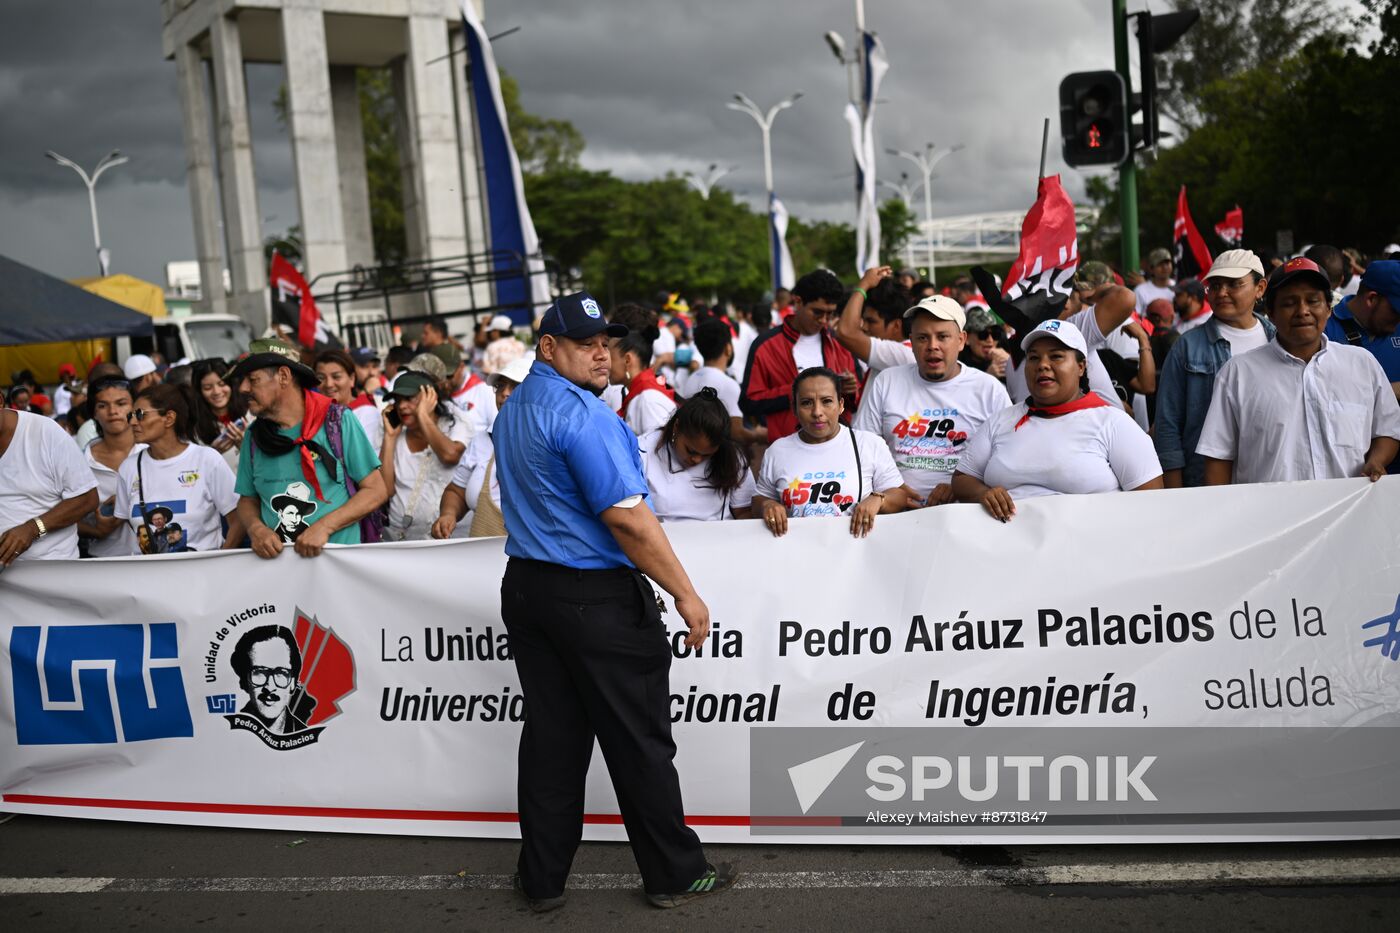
[{"left": 58, "top": 363, "right": 76, "bottom": 377}]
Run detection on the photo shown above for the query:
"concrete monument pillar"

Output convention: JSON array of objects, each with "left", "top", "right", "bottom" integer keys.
[
  {"left": 209, "top": 11, "right": 267, "bottom": 330},
  {"left": 172, "top": 41, "right": 227, "bottom": 316},
  {"left": 329, "top": 66, "right": 374, "bottom": 270}
]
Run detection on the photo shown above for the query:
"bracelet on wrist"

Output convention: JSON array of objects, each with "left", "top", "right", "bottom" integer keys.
[{"left": 854, "top": 287, "right": 868, "bottom": 300}]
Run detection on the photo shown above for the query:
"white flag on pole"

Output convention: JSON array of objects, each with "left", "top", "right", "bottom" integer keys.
[
  {"left": 850, "top": 31, "right": 889, "bottom": 275},
  {"left": 770, "top": 194, "right": 796, "bottom": 290}
]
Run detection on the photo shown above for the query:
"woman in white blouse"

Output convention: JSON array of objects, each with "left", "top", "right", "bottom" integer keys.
[
  {"left": 379, "top": 370, "right": 470, "bottom": 540},
  {"left": 951, "top": 318, "right": 1163, "bottom": 521},
  {"left": 432, "top": 357, "right": 530, "bottom": 539},
  {"left": 640, "top": 388, "right": 755, "bottom": 522},
  {"left": 753, "top": 366, "right": 908, "bottom": 538}
]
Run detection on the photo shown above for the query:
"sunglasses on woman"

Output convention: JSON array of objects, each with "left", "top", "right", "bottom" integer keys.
[{"left": 127, "top": 407, "right": 167, "bottom": 422}]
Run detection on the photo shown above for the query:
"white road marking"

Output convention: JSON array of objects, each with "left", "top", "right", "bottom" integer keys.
[{"left": 1, "top": 858, "right": 1397, "bottom": 896}]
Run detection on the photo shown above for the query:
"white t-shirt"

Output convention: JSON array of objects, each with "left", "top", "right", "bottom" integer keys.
[
  {"left": 0, "top": 412, "right": 98, "bottom": 561},
  {"left": 757, "top": 425, "right": 902, "bottom": 518},
  {"left": 1134, "top": 281, "right": 1175, "bottom": 312},
  {"left": 867, "top": 337, "right": 916, "bottom": 374},
  {"left": 793, "top": 332, "right": 824, "bottom": 372},
  {"left": 73, "top": 417, "right": 99, "bottom": 450},
  {"left": 85, "top": 442, "right": 145, "bottom": 557},
  {"left": 1101, "top": 323, "right": 1150, "bottom": 431},
  {"left": 352, "top": 401, "right": 383, "bottom": 452},
  {"left": 851, "top": 362, "right": 1011, "bottom": 497},
  {"left": 1218, "top": 320, "right": 1269, "bottom": 355},
  {"left": 1196, "top": 339, "right": 1400, "bottom": 484},
  {"left": 731, "top": 320, "right": 759, "bottom": 381},
  {"left": 957, "top": 402, "right": 1162, "bottom": 500},
  {"left": 450, "top": 432, "right": 499, "bottom": 535},
  {"left": 652, "top": 326, "right": 677, "bottom": 361},
  {"left": 624, "top": 389, "right": 677, "bottom": 438},
  {"left": 387, "top": 414, "right": 474, "bottom": 540},
  {"left": 452, "top": 378, "right": 498, "bottom": 436},
  {"left": 1177, "top": 309, "right": 1213, "bottom": 335},
  {"left": 53, "top": 384, "right": 73, "bottom": 417},
  {"left": 114, "top": 443, "right": 238, "bottom": 554},
  {"left": 1008, "top": 307, "right": 1119, "bottom": 407},
  {"left": 639, "top": 429, "right": 756, "bottom": 522},
  {"left": 681, "top": 367, "right": 743, "bottom": 417}
]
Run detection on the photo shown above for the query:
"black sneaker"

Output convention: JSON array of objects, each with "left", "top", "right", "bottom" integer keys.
[
  {"left": 647, "top": 861, "right": 739, "bottom": 909},
  {"left": 512, "top": 873, "right": 567, "bottom": 913}
]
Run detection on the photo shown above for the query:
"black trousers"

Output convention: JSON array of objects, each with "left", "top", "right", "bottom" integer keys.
[{"left": 501, "top": 557, "right": 706, "bottom": 898}]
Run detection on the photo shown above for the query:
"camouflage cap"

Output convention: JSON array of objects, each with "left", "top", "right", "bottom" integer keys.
[
  {"left": 964, "top": 307, "right": 1000, "bottom": 334},
  {"left": 1073, "top": 260, "right": 1114, "bottom": 292},
  {"left": 406, "top": 352, "right": 449, "bottom": 382}
]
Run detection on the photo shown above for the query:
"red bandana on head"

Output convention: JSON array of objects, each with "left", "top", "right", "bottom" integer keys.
[
  {"left": 297, "top": 389, "right": 334, "bottom": 500},
  {"left": 1014, "top": 393, "right": 1109, "bottom": 431}
]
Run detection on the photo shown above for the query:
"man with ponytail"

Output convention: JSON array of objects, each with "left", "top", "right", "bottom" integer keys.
[{"left": 228, "top": 339, "right": 387, "bottom": 558}]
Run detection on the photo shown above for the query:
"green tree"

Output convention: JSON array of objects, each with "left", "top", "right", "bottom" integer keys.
[{"left": 500, "top": 71, "right": 585, "bottom": 175}]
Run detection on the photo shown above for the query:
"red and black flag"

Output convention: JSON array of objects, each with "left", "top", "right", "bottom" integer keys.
[
  {"left": 1172, "top": 186, "right": 1213, "bottom": 281},
  {"left": 1214, "top": 205, "right": 1244, "bottom": 248},
  {"left": 270, "top": 252, "right": 339, "bottom": 351},
  {"left": 970, "top": 174, "right": 1079, "bottom": 354}
]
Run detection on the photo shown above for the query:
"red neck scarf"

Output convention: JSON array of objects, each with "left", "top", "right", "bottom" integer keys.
[
  {"left": 348, "top": 393, "right": 374, "bottom": 410},
  {"left": 454, "top": 372, "right": 484, "bottom": 398},
  {"left": 1014, "top": 392, "right": 1108, "bottom": 431},
  {"left": 619, "top": 368, "right": 675, "bottom": 417},
  {"left": 297, "top": 389, "right": 334, "bottom": 500}
]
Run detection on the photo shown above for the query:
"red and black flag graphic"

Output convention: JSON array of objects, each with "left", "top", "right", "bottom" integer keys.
[
  {"left": 1172, "top": 186, "right": 1213, "bottom": 281},
  {"left": 1214, "top": 205, "right": 1244, "bottom": 248},
  {"left": 270, "top": 252, "right": 340, "bottom": 351}
]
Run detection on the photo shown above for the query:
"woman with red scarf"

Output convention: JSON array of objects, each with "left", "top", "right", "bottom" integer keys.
[
  {"left": 951, "top": 319, "right": 1163, "bottom": 521},
  {"left": 609, "top": 324, "right": 676, "bottom": 438}
]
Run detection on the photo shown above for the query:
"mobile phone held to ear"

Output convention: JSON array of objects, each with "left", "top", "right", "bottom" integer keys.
[{"left": 386, "top": 406, "right": 401, "bottom": 428}]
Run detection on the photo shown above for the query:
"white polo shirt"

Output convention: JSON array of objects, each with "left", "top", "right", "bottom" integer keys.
[
  {"left": 851, "top": 362, "right": 1010, "bottom": 497},
  {"left": 1195, "top": 337, "right": 1400, "bottom": 483}
]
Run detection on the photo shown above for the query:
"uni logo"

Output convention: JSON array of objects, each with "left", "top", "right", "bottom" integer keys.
[
  {"left": 9, "top": 623, "right": 194, "bottom": 745},
  {"left": 582, "top": 298, "right": 602, "bottom": 318},
  {"left": 1042, "top": 320, "right": 1062, "bottom": 332}
]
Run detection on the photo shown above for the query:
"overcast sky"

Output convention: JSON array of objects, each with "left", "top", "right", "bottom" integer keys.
[{"left": 0, "top": 0, "right": 1209, "bottom": 287}]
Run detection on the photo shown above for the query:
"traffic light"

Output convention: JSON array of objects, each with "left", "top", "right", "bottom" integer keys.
[
  {"left": 1059, "top": 71, "right": 1129, "bottom": 167},
  {"left": 1131, "top": 8, "right": 1200, "bottom": 149}
]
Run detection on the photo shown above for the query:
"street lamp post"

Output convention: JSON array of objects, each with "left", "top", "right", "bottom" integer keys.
[
  {"left": 877, "top": 172, "right": 926, "bottom": 272},
  {"left": 45, "top": 149, "right": 128, "bottom": 276},
  {"left": 684, "top": 163, "right": 737, "bottom": 200},
  {"left": 727, "top": 91, "right": 802, "bottom": 293},
  {"left": 887, "top": 143, "right": 963, "bottom": 283}
]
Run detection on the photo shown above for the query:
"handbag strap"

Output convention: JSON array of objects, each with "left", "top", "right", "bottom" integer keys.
[
  {"left": 848, "top": 426, "right": 863, "bottom": 504},
  {"left": 135, "top": 450, "right": 157, "bottom": 549}
]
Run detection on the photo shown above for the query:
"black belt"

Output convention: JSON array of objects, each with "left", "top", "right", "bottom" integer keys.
[{"left": 508, "top": 556, "right": 635, "bottom": 579}]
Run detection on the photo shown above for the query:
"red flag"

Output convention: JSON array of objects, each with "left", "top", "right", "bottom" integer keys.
[
  {"left": 1172, "top": 186, "right": 1213, "bottom": 281},
  {"left": 1003, "top": 174, "right": 1079, "bottom": 303},
  {"left": 269, "top": 252, "right": 334, "bottom": 350},
  {"left": 1214, "top": 205, "right": 1244, "bottom": 248}
]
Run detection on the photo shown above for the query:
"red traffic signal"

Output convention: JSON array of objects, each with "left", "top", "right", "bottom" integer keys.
[{"left": 1059, "top": 71, "right": 1129, "bottom": 167}]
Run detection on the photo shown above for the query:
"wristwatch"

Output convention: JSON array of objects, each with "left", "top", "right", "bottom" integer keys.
[{"left": 32, "top": 517, "right": 47, "bottom": 538}]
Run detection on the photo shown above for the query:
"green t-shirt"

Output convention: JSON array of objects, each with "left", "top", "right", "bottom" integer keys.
[{"left": 235, "top": 410, "right": 381, "bottom": 545}]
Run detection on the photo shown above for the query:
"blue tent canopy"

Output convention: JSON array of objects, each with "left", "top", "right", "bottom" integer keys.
[{"left": 0, "top": 254, "right": 155, "bottom": 346}]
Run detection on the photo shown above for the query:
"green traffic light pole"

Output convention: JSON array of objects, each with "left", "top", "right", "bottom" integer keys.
[{"left": 1113, "top": 0, "right": 1139, "bottom": 275}]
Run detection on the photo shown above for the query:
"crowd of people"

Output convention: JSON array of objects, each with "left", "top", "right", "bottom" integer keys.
[{"left": 3, "top": 242, "right": 1399, "bottom": 567}]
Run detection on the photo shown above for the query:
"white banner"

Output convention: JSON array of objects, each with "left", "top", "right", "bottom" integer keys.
[{"left": 2, "top": 479, "right": 1399, "bottom": 844}]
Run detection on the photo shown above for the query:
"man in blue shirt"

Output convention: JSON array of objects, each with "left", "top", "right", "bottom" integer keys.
[
  {"left": 493, "top": 292, "right": 735, "bottom": 912},
  {"left": 1325, "top": 260, "right": 1400, "bottom": 388}
]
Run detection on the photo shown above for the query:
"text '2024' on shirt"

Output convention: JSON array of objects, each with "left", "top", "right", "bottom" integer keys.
[
  {"left": 756, "top": 425, "right": 902, "bottom": 518},
  {"left": 852, "top": 362, "right": 1011, "bottom": 498}
]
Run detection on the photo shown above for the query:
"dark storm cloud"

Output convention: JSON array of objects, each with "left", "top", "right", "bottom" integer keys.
[{"left": 0, "top": 0, "right": 1133, "bottom": 283}]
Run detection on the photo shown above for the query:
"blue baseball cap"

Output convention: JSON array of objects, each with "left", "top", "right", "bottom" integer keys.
[
  {"left": 1360, "top": 260, "right": 1400, "bottom": 308},
  {"left": 538, "top": 291, "right": 628, "bottom": 340}
]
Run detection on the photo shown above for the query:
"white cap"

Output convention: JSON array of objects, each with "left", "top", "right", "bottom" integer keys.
[
  {"left": 486, "top": 356, "right": 533, "bottom": 388},
  {"left": 487, "top": 314, "right": 515, "bottom": 333},
  {"left": 122, "top": 354, "right": 157, "bottom": 380},
  {"left": 1020, "top": 318, "right": 1089, "bottom": 357},
  {"left": 902, "top": 294, "right": 966, "bottom": 329},
  {"left": 1206, "top": 249, "right": 1265, "bottom": 280}
]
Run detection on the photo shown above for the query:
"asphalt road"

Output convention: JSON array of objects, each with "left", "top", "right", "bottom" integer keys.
[{"left": 2, "top": 815, "right": 1398, "bottom": 931}]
